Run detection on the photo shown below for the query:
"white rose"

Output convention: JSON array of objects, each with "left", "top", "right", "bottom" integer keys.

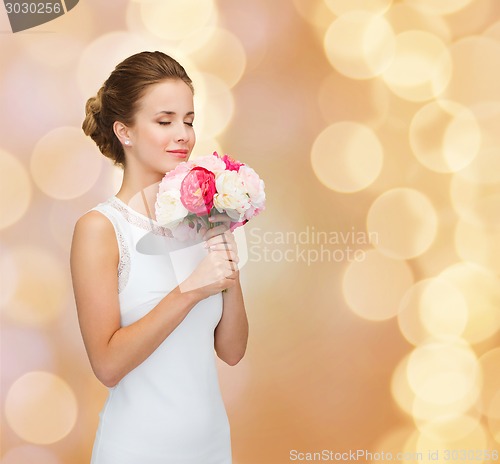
[
  {"left": 213, "top": 170, "right": 251, "bottom": 221},
  {"left": 155, "top": 189, "right": 189, "bottom": 227}
]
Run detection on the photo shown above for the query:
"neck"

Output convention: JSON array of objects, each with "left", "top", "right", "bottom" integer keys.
[{"left": 116, "top": 167, "right": 163, "bottom": 218}]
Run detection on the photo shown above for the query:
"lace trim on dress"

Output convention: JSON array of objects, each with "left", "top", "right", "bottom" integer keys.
[
  {"left": 109, "top": 197, "right": 174, "bottom": 238},
  {"left": 115, "top": 228, "right": 131, "bottom": 294}
]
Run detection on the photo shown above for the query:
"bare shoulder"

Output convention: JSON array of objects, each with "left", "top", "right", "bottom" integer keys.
[
  {"left": 74, "top": 209, "right": 114, "bottom": 235},
  {"left": 71, "top": 210, "right": 118, "bottom": 265},
  {"left": 72, "top": 210, "right": 117, "bottom": 246}
]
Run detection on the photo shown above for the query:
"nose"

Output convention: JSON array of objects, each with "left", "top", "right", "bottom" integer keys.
[{"left": 175, "top": 123, "right": 190, "bottom": 143}]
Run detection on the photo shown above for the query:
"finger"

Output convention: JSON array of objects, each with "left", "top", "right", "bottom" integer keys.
[
  {"left": 204, "top": 238, "right": 230, "bottom": 251},
  {"left": 208, "top": 213, "right": 231, "bottom": 224},
  {"left": 206, "top": 230, "right": 235, "bottom": 245},
  {"left": 203, "top": 224, "right": 230, "bottom": 240}
]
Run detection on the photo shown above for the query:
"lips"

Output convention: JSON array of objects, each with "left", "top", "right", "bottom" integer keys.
[{"left": 167, "top": 149, "right": 189, "bottom": 159}]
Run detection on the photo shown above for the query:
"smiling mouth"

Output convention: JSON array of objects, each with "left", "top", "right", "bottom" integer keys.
[{"left": 167, "top": 150, "right": 188, "bottom": 158}]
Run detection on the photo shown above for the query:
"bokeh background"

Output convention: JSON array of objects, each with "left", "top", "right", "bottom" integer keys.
[{"left": 1, "top": 0, "right": 500, "bottom": 463}]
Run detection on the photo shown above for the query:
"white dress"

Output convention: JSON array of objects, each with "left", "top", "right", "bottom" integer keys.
[{"left": 87, "top": 196, "right": 232, "bottom": 464}]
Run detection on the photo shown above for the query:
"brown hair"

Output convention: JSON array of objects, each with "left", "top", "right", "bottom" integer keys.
[{"left": 82, "top": 51, "right": 194, "bottom": 167}]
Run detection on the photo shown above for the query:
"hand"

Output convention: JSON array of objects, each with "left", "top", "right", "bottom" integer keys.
[
  {"left": 180, "top": 216, "right": 240, "bottom": 298},
  {"left": 199, "top": 212, "right": 245, "bottom": 238}
]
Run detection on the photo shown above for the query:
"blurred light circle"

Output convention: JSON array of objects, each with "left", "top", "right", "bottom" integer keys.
[
  {"left": 126, "top": 1, "right": 217, "bottom": 55},
  {"left": 382, "top": 30, "right": 452, "bottom": 102},
  {"left": 391, "top": 354, "right": 414, "bottom": 416},
  {"left": 31, "top": 127, "right": 103, "bottom": 200},
  {"left": 454, "top": 218, "right": 500, "bottom": 274},
  {"left": 0, "top": 149, "right": 31, "bottom": 229},
  {"left": 398, "top": 278, "right": 468, "bottom": 346},
  {"left": 477, "top": 348, "right": 500, "bottom": 418},
  {"left": 190, "top": 28, "right": 247, "bottom": 88},
  {"left": 372, "top": 427, "right": 415, "bottom": 464},
  {"left": 213, "top": 0, "right": 271, "bottom": 72},
  {"left": 449, "top": 174, "right": 500, "bottom": 229},
  {"left": 484, "top": 20, "right": 500, "bottom": 42},
  {"left": 367, "top": 188, "right": 438, "bottom": 259},
  {"left": 401, "top": 430, "right": 421, "bottom": 464},
  {"left": 292, "top": 0, "right": 334, "bottom": 31},
  {"left": 310, "top": 121, "right": 383, "bottom": 193},
  {"left": 454, "top": 102, "right": 500, "bottom": 185},
  {"left": 2, "top": 246, "right": 68, "bottom": 327},
  {"left": 439, "top": 262, "right": 500, "bottom": 344},
  {"left": 418, "top": 278, "right": 469, "bottom": 341},
  {"left": 318, "top": 72, "right": 390, "bottom": 128},
  {"left": 409, "top": 100, "right": 480, "bottom": 173},
  {"left": 342, "top": 250, "right": 414, "bottom": 321},
  {"left": 488, "top": 392, "right": 500, "bottom": 443},
  {"left": 323, "top": 12, "right": 396, "bottom": 79},
  {"left": 385, "top": 3, "right": 451, "bottom": 42},
  {"left": 418, "top": 414, "right": 481, "bottom": 443},
  {"left": 404, "top": 0, "right": 475, "bottom": 16},
  {"left": 139, "top": 0, "right": 216, "bottom": 41},
  {"left": 415, "top": 422, "right": 487, "bottom": 458},
  {"left": 5, "top": 371, "right": 78, "bottom": 444},
  {"left": 193, "top": 73, "right": 234, "bottom": 138},
  {"left": 324, "top": 0, "right": 393, "bottom": 15},
  {"left": 0, "top": 444, "right": 61, "bottom": 464},
  {"left": 0, "top": 327, "right": 55, "bottom": 398},
  {"left": 77, "top": 31, "right": 181, "bottom": 98},
  {"left": 412, "top": 387, "right": 481, "bottom": 423},
  {"left": 0, "top": 243, "right": 18, "bottom": 307},
  {"left": 446, "top": 37, "right": 500, "bottom": 106},
  {"left": 407, "top": 340, "right": 479, "bottom": 406}
]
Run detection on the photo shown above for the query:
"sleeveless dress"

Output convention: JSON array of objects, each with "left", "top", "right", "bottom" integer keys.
[{"left": 87, "top": 195, "right": 232, "bottom": 464}]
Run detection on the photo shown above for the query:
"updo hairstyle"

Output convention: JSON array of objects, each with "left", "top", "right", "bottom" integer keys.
[{"left": 82, "top": 51, "right": 193, "bottom": 167}]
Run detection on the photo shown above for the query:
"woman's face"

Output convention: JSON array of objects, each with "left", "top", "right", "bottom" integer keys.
[{"left": 126, "top": 79, "right": 196, "bottom": 175}]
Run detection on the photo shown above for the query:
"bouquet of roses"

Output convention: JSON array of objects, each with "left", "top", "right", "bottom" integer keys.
[{"left": 155, "top": 152, "right": 265, "bottom": 241}]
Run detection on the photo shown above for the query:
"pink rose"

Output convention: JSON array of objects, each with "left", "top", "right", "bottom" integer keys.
[
  {"left": 192, "top": 153, "right": 226, "bottom": 173},
  {"left": 159, "top": 161, "right": 194, "bottom": 193},
  {"left": 180, "top": 166, "right": 216, "bottom": 215},
  {"left": 216, "top": 151, "right": 243, "bottom": 171}
]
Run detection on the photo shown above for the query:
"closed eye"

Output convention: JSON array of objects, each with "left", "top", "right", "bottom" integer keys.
[{"left": 158, "top": 122, "right": 171, "bottom": 126}]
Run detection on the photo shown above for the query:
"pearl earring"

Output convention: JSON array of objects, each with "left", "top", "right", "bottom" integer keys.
[{"left": 124, "top": 140, "right": 130, "bottom": 146}]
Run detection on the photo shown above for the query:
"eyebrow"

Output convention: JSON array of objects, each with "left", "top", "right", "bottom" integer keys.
[{"left": 155, "top": 111, "right": 195, "bottom": 116}]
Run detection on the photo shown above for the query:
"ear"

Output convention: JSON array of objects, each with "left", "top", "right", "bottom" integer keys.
[{"left": 113, "top": 121, "right": 132, "bottom": 146}]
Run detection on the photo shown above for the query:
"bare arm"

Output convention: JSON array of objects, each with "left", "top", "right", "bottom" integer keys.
[
  {"left": 203, "top": 217, "right": 249, "bottom": 366},
  {"left": 215, "top": 275, "right": 248, "bottom": 365},
  {"left": 70, "top": 211, "right": 236, "bottom": 387}
]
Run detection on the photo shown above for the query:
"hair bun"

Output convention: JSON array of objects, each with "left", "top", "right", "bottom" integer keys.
[{"left": 82, "top": 90, "right": 102, "bottom": 137}]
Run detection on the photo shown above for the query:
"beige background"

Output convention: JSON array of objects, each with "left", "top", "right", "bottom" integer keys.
[{"left": 1, "top": 0, "right": 499, "bottom": 463}]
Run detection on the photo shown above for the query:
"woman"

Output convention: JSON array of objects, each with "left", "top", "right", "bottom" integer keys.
[{"left": 70, "top": 51, "right": 248, "bottom": 464}]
